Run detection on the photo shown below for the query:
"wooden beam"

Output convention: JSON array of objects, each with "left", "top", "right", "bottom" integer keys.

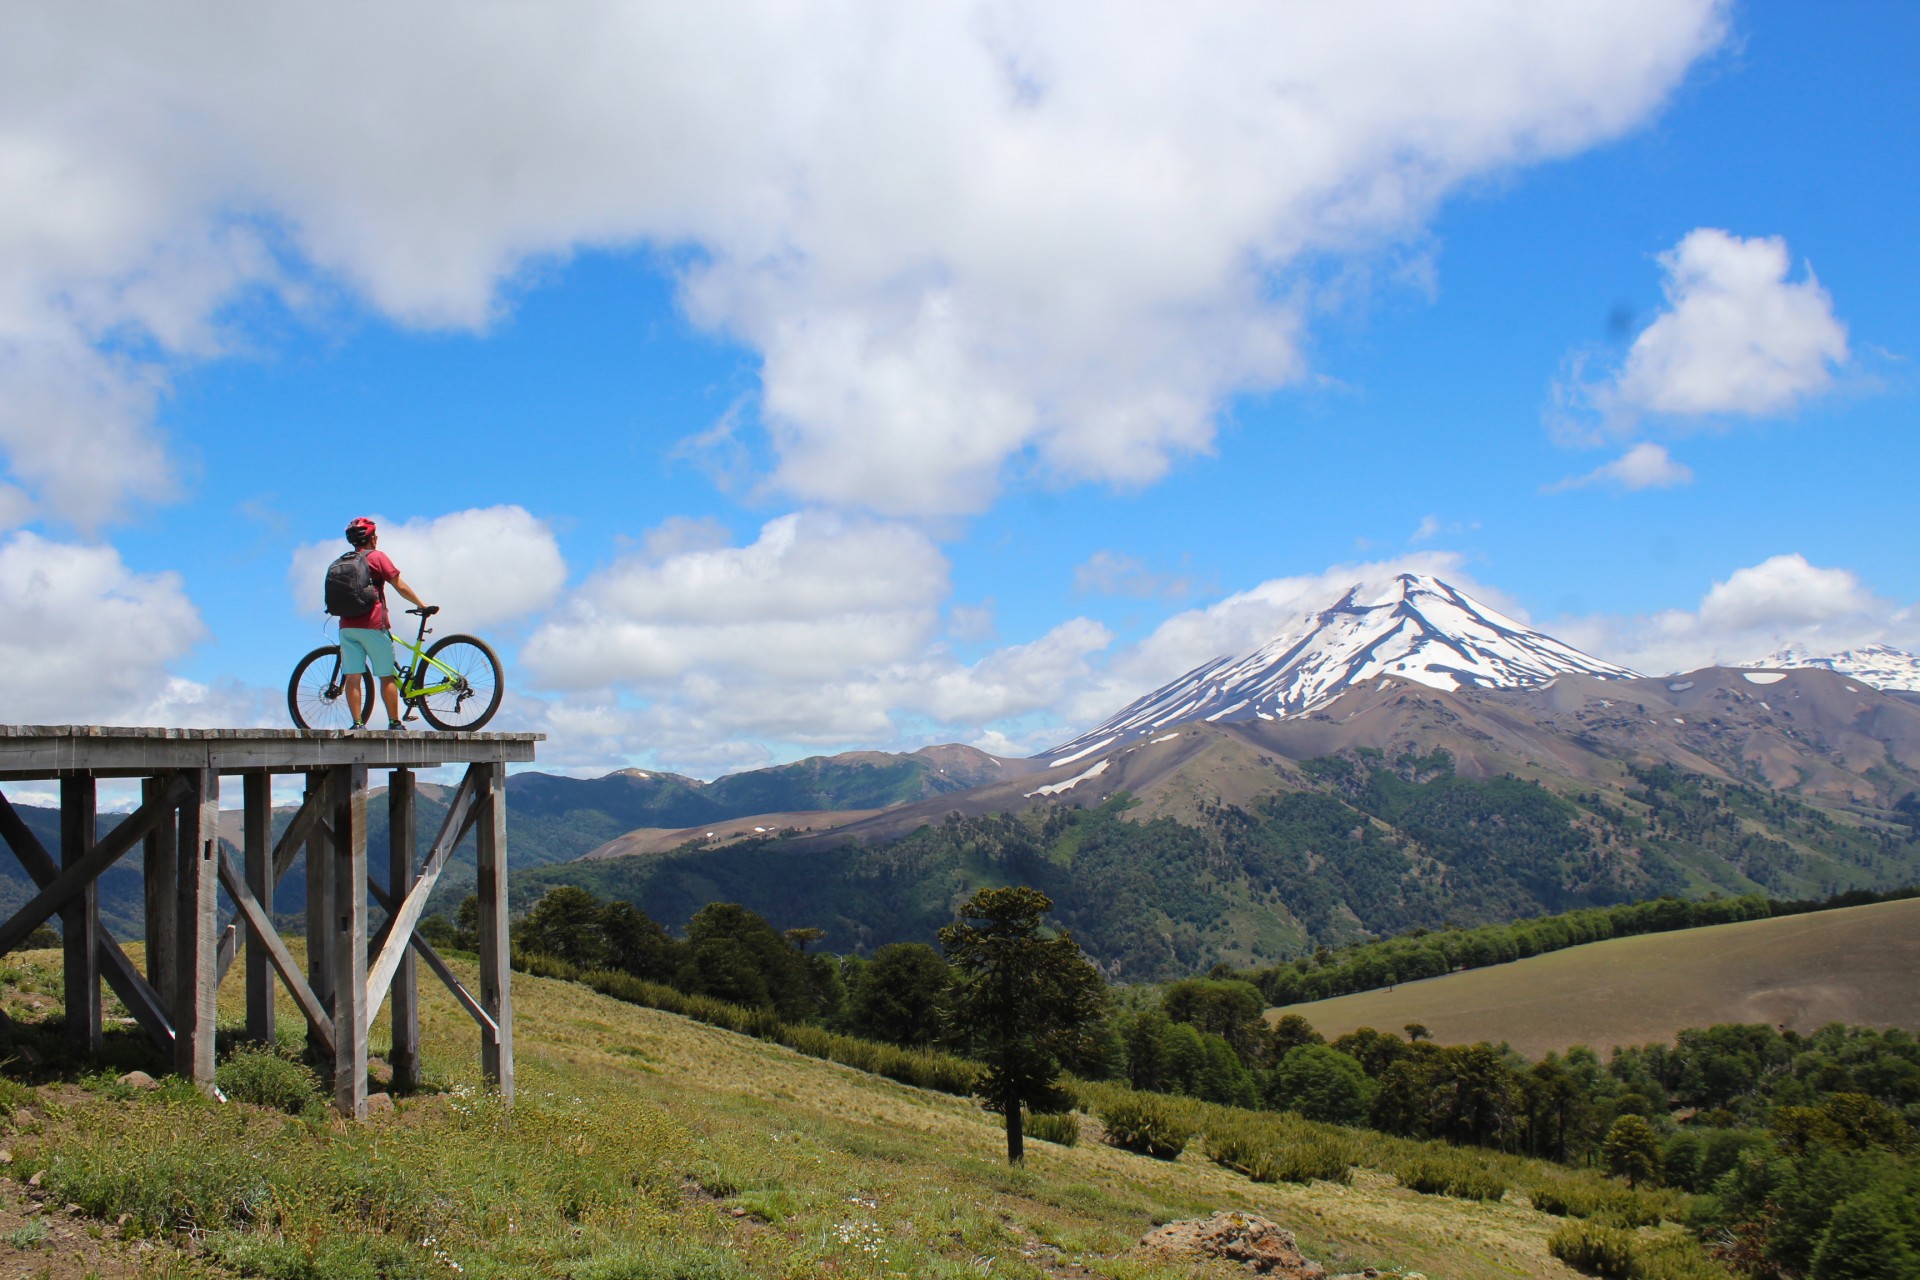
[
  {"left": 173, "top": 769, "right": 219, "bottom": 1090},
  {"left": 0, "top": 775, "right": 189, "bottom": 957},
  {"left": 271, "top": 781, "right": 325, "bottom": 883},
  {"left": 366, "top": 765, "right": 480, "bottom": 1021},
  {"left": 386, "top": 768, "right": 420, "bottom": 1094},
  {"left": 143, "top": 777, "right": 178, "bottom": 1011},
  {"left": 331, "top": 764, "right": 370, "bottom": 1119},
  {"left": 304, "top": 772, "right": 335, "bottom": 1063},
  {"left": 368, "top": 877, "right": 497, "bottom": 1037},
  {"left": 474, "top": 762, "right": 513, "bottom": 1102},
  {"left": 242, "top": 772, "right": 274, "bottom": 1043},
  {"left": 59, "top": 777, "right": 101, "bottom": 1055},
  {"left": 0, "top": 791, "right": 172, "bottom": 1051},
  {"left": 213, "top": 845, "right": 334, "bottom": 1057}
]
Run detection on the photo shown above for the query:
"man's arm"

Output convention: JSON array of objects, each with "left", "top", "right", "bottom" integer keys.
[{"left": 388, "top": 573, "right": 427, "bottom": 610}]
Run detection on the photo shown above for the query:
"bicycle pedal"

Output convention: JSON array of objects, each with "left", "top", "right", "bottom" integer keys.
[{"left": 403, "top": 710, "right": 420, "bottom": 721}]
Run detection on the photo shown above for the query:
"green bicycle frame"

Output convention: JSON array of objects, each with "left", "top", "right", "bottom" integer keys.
[{"left": 386, "top": 609, "right": 470, "bottom": 706}]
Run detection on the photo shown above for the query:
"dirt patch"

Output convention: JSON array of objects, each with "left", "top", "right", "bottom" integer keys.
[
  {"left": 1130, "top": 1210, "right": 1328, "bottom": 1276},
  {"left": 0, "top": 1167, "right": 173, "bottom": 1280}
]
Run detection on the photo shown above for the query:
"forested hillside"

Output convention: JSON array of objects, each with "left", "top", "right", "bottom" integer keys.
[{"left": 522, "top": 750, "right": 1920, "bottom": 980}]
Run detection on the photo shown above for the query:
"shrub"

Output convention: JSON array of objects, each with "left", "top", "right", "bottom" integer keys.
[
  {"left": 1025, "top": 1112, "right": 1079, "bottom": 1147},
  {"left": 1394, "top": 1153, "right": 1506, "bottom": 1201},
  {"left": 0, "top": 1076, "right": 34, "bottom": 1115},
  {"left": 40, "top": 1125, "right": 273, "bottom": 1235},
  {"left": 217, "top": 1047, "right": 324, "bottom": 1116},
  {"left": 1529, "top": 1178, "right": 1672, "bottom": 1227},
  {"left": 1098, "top": 1094, "right": 1190, "bottom": 1159},
  {"left": 1199, "top": 1116, "right": 1352, "bottom": 1185},
  {"left": 1547, "top": 1221, "right": 1636, "bottom": 1278}
]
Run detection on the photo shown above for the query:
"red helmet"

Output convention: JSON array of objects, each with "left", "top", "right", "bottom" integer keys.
[{"left": 345, "top": 517, "right": 378, "bottom": 546}]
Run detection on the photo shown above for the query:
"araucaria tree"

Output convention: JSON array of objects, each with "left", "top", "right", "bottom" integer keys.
[{"left": 940, "top": 886, "right": 1106, "bottom": 1164}]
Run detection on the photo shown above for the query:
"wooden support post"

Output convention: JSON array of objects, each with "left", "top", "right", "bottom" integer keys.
[
  {"left": 59, "top": 776, "right": 100, "bottom": 1055},
  {"left": 331, "top": 764, "right": 369, "bottom": 1119},
  {"left": 387, "top": 768, "right": 419, "bottom": 1094},
  {"left": 242, "top": 773, "right": 274, "bottom": 1044},
  {"left": 173, "top": 769, "right": 219, "bottom": 1090},
  {"left": 143, "top": 776, "right": 178, "bottom": 1012},
  {"left": 474, "top": 762, "right": 513, "bottom": 1102},
  {"left": 304, "top": 772, "right": 335, "bottom": 1063}
]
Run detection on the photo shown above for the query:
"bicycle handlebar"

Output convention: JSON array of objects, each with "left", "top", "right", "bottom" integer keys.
[{"left": 406, "top": 605, "right": 440, "bottom": 617}]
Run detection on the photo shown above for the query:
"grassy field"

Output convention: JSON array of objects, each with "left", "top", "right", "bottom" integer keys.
[
  {"left": 0, "top": 941, "right": 1731, "bottom": 1280},
  {"left": 1279, "top": 896, "right": 1920, "bottom": 1058}
]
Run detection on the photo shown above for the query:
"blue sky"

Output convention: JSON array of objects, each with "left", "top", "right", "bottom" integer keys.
[{"left": 3, "top": 1, "right": 1916, "bottom": 776}]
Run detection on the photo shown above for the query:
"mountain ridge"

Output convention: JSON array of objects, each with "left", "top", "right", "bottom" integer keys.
[{"left": 1041, "top": 573, "right": 1637, "bottom": 767}]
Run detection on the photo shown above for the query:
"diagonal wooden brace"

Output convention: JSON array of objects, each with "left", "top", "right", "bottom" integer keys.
[
  {"left": 213, "top": 846, "right": 335, "bottom": 1057},
  {"left": 367, "top": 877, "right": 498, "bottom": 1038},
  {"left": 212, "top": 780, "right": 324, "bottom": 987},
  {"left": 365, "top": 766, "right": 482, "bottom": 1018},
  {"left": 0, "top": 776, "right": 191, "bottom": 958},
  {"left": 0, "top": 792, "right": 173, "bottom": 1051}
]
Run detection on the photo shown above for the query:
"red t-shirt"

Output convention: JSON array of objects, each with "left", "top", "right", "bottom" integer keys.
[{"left": 338, "top": 550, "right": 400, "bottom": 631}]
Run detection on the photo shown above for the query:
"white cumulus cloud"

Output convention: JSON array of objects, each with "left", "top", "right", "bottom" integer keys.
[
  {"left": 1580, "top": 229, "right": 1850, "bottom": 428},
  {"left": 1550, "top": 441, "right": 1694, "bottom": 492},
  {"left": 521, "top": 511, "right": 949, "bottom": 689},
  {"left": 288, "top": 505, "right": 566, "bottom": 632},
  {"left": 1552, "top": 554, "right": 1913, "bottom": 675},
  {"left": 1, "top": 1, "right": 1729, "bottom": 522},
  {"left": 0, "top": 532, "right": 207, "bottom": 723}
]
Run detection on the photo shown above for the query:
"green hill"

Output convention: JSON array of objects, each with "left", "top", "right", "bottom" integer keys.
[
  {"left": 1277, "top": 895, "right": 1920, "bottom": 1059},
  {"left": 0, "top": 943, "right": 1692, "bottom": 1280}
]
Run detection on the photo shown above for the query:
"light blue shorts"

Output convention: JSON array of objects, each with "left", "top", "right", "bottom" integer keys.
[{"left": 339, "top": 628, "right": 396, "bottom": 679}]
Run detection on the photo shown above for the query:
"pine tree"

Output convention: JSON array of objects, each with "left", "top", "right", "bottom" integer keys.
[{"left": 940, "top": 886, "right": 1105, "bottom": 1164}]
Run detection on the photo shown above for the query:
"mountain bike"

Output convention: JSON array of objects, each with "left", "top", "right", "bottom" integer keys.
[{"left": 287, "top": 607, "right": 504, "bottom": 731}]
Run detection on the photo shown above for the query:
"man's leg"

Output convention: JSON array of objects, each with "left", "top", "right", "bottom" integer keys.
[
  {"left": 380, "top": 676, "right": 403, "bottom": 724},
  {"left": 339, "top": 630, "right": 371, "bottom": 726}
]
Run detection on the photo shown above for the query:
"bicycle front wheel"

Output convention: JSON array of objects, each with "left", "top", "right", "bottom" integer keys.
[
  {"left": 288, "top": 646, "right": 375, "bottom": 731},
  {"left": 417, "top": 634, "right": 504, "bottom": 731}
]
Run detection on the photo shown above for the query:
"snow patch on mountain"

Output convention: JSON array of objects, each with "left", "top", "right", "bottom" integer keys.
[
  {"left": 1040, "top": 573, "right": 1638, "bottom": 765},
  {"left": 1752, "top": 643, "right": 1920, "bottom": 693}
]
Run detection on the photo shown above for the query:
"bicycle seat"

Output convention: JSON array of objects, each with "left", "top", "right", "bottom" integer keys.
[{"left": 407, "top": 605, "right": 441, "bottom": 617}]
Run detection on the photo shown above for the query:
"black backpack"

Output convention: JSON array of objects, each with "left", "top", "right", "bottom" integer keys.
[{"left": 324, "top": 549, "right": 381, "bottom": 617}]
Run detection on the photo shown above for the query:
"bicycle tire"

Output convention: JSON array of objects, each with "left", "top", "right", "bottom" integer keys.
[
  {"left": 417, "top": 634, "right": 504, "bottom": 731},
  {"left": 288, "top": 645, "right": 376, "bottom": 731}
]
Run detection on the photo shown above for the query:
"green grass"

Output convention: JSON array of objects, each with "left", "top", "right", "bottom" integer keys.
[
  {"left": 1279, "top": 896, "right": 1920, "bottom": 1058},
  {"left": 0, "top": 944, "right": 1738, "bottom": 1279}
]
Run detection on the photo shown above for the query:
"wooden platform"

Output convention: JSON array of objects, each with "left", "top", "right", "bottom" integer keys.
[{"left": 0, "top": 725, "right": 542, "bottom": 1116}]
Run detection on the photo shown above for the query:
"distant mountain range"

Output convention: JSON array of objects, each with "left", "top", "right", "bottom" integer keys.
[
  {"left": 508, "top": 576, "right": 1920, "bottom": 977},
  {"left": 1756, "top": 642, "right": 1920, "bottom": 696}
]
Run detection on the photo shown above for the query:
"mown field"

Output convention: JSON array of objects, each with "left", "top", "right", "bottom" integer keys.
[
  {"left": 0, "top": 941, "right": 1718, "bottom": 1280},
  {"left": 1279, "top": 896, "right": 1920, "bottom": 1058}
]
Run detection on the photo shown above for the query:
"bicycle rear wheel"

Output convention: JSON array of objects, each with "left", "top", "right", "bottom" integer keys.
[
  {"left": 288, "top": 645, "right": 375, "bottom": 730},
  {"left": 417, "top": 634, "right": 504, "bottom": 731}
]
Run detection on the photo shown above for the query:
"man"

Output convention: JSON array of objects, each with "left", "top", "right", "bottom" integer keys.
[{"left": 336, "top": 516, "right": 430, "bottom": 731}]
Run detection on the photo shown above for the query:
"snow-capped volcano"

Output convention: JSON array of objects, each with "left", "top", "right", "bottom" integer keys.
[
  {"left": 1751, "top": 643, "right": 1920, "bottom": 694},
  {"left": 1041, "top": 573, "right": 1638, "bottom": 766}
]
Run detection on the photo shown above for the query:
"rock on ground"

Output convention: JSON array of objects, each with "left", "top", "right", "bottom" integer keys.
[{"left": 1129, "top": 1211, "right": 1328, "bottom": 1277}]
